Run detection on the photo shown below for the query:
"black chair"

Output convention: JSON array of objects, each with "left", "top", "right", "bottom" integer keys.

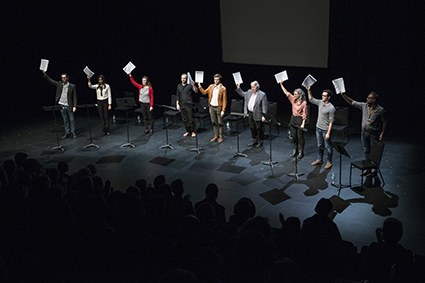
[
  {"left": 162, "top": 95, "right": 180, "bottom": 129},
  {"left": 332, "top": 106, "right": 349, "bottom": 144},
  {"left": 193, "top": 97, "right": 210, "bottom": 130},
  {"left": 263, "top": 101, "right": 280, "bottom": 135},
  {"left": 223, "top": 99, "right": 246, "bottom": 130},
  {"left": 350, "top": 140, "right": 385, "bottom": 189}
]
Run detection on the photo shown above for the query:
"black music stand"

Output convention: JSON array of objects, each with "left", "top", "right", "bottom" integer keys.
[
  {"left": 230, "top": 112, "right": 247, "bottom": 158},
  {"left": 157, "top": 104, "right": 175, "bottom": 150},
  {"left": 287, "top": 123, "right": 308, "bottom": 180},
  {"left": 78, "top": 104, "right": 99, "bottom": 149},
  {"left": 118, "top": 98, "right": 136, "bottom": 148},
  {"left": 42, "top": 105, "right": 64, "bottom": 151},
  {"left": 262, "top": 112, "right": 277, "bottom": 169},
  {"left": 331, "top": 142, "right": 351, "bottom": 196}
]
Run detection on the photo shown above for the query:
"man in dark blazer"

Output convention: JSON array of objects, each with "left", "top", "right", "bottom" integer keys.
[
  {"left": 236, "top": 81, "right": 268, "bottom": 147},
  {"left": 42, "top": 71, "right": 77, "bottom": 138}
]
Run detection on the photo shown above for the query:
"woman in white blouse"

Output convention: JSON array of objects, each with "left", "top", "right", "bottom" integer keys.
[{"left": 88, "top": 75, "right": 112, "bottom": 135}]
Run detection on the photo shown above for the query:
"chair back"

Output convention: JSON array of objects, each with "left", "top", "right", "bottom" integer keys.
[
  {"left": 369, "top": 140, "right": 385, "bottom": 165},
  {"left": 170, "top": 95, "right": 177, "bottom": 107},
  {"left": 230, "top": 99, "right": 244, "bottom": 113},
  {"left": 334, "top": 107, "right": 349, "bottom": 126},
  {"left": 267, "top": 101, "right": 277, "bottom": 117}
]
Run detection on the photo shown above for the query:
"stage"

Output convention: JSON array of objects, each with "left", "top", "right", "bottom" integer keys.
[{"left": 1, "top": 108, "right": 424, "bottom": 256}]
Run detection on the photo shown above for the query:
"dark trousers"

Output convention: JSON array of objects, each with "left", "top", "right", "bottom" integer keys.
[
  {"left": 97, "top": 99, "right": 110, "bottom": 133},
  {"left": 290, "top": 115, "right": 305, "bottom": 152},
  {"left": 181, "top": 104, "right": 195, "bottom": 133},
  {"left": 248, "top": 112, "right": 264, "bottom": 143},
  {"left": 140, "top": 102, "right": 154, "bottom": 130}
]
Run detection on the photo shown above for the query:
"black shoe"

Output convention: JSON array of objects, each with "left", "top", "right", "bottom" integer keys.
[
  {"left": 102, "top": 132, "right": 106, "bottom": 136},
  {"left": 144, "top": 130, "right": 149, "bottom": 135},
  {"left": 61, "top": 133, "right": 69, "bottom": 139},
  {"left": 297, "top": 151, "right": 304, "bottom": 159},
  {"left": 149, "top": 130, "right": 154, "bottom": 136},
  {"left": 290, "top": 149, "right": 298, "bottom": 157},
  {"left": 72, "top": 133, "right": 77, "bottom": 139},
  {"left": 106, "top": 132, "right": 110, "bottom": 136},
  {"left": 256, "top": 142, "right": 263, "bottom": 148}
]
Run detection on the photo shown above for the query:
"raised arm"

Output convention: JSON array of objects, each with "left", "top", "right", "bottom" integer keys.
[
  {"left": 280, "top": 80, "right": 290, "bottom": 95},
  {"left": 43, "top": 72, "right": 57, "bottom": 86},
  {"left": 307, "top": 85, "right": 313, "bottom": 100},
  {"left": 340, "top": 92, "right": 354, "bottom": 105},
  {"left": 129, "top": 74, "right": 142, "bottom": 89},
  {"left": 191, "top": 80, "right": 198, "bottom": 93}
]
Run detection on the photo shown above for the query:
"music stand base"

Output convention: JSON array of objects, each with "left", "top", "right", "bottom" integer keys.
[
  {"left": 121, "top": 143, "right": 135, "bottom": 148},
  {"left": 262, "top": 161, "right": 277, "bottom": 166},
  {"left": 288, "top": 172, "right": 304, "bottom": 180},
  {"left": 160, "top": 144, "right": 173, "bottom": 150},
  {"left": 190, "top": 147, "right": 204, "bottom": 154},
  {"left": 233, "top": 152, "right": 248, "bottom": 158},
  {"left": 84, "top": 143, "right": 100, "bottom": 149},
  {"left": 51, "top": 145, "right": 65, "bottom": 151},
  {"left": 331, "top": 182, "right": 350, "bottom": 196}
]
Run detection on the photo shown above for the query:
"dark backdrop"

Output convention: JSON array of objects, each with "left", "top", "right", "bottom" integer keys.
[{"left": 0, "top": 0, "right": 422, "bottom": 133}]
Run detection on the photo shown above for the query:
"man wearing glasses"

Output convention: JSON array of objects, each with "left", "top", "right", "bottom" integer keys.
[
  {"left": 307, "top": 86, "right": 336, "bottom": 170},
  {"left": 42, "top": 70, "right": 78, "bottom": 139}
]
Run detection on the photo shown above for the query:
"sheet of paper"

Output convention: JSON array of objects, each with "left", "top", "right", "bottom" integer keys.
[
  {"left": 274, "top": 70, "right": 288, "bottom": 84},
  {"left": 83, "top": 66, "right": 94, "bottom": 78},
  {"left": 123, "top": 61, "right": 136, "bottom": 75},
  {"left": 332, "top": 77, "right": 346, "bottom": 94},
  {"left": 195, "top": 71, "right": 204, "bottom": 83},
  {"left": 232, "top": 72, "right": 243, "bottom": 85},
  {"left": 39, "top": 59, "right": 49, "bottom": 71},
  {"left": 302, "top": 74, "right": 317, "bottom": 88},
  {"left": 187, "top": 72, "right": 193, "bottom": 84}
]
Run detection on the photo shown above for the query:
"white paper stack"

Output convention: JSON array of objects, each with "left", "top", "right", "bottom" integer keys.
[
  {"left": 302, "top": 74, "right": 317, "bottom": 88},
  {"left": 274, "top": 70, "right": 288, "bottom": 84},
  {"left": 332, "top": 78, "right": 346, "bottom": 94},
  {"left": 123, "top": 61, "right": 136, "bottom": 74},
  {"left": 195, "top": 71, "right": 204, "bottom": 83},
  {"left": 187, "top": 72, "right": 193, "bottom": 84},
  {"left": 39, "top": 59, "right": 49, "bottom": 72},
  {"left": 232, "top": 72, "right": 243, "bottom": 85},
  {"left": 83, "top": 66, "right": 94, "bottom": 78}
]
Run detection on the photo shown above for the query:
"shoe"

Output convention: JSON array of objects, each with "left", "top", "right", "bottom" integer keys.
[
  {"left": 324, "top": 162, "right": 333, "bottom": 170},
  {"left": 106, "top": 132, "right": 110, "bottom": 136},
  {"left": 311, "top": 160, "right": 323, "bottom": 166},
  {"left": 217, "top": 137, "right": 223, "bottom": 143},
  {"left": 248, "top": 141, "right": 257, "bottom": 147},
  {"left": 361, "top": 169, "right": 370, "bottom": 176},
  {"left": 102, "top": 132, "right": 106, "bottom": 136},
  {"left": 183, "top": 132, "right": 190, "bottom": 137},
  {"left": 191, "top": 132, "right": 196, "bottom": 137},
  {"left": 290, "top": 149, "right": 298, "bottom": 158},
  {"left": 144, "top": 130, "right": 149, "bottom": 135},
  {"left": 256, "top": 142, "right": 263, "bottom": 148},
  {"left": 61, "top": 133, "right": 69, "bottom": 139},
  {"left": 149, "top": 130, "right": 154, "bottom": 136},
  {"left": 297, "top": 151, "right": 304, "bottom": 159},
  {"left": 210, "top": 136, "right": 218, "bottom": 142},
  {"left": 72, "top": 133, "right": 77, "bottom": 139}
]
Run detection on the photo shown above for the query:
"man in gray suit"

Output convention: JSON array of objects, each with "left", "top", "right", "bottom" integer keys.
[
  {"left": 42, "top": 71, "right": 77, "bottom": 139},
  {"left": 236, "top": 81, "right": 268, "bottom": 147}
]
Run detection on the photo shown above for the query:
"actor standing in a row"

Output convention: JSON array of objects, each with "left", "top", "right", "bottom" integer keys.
[
  {"left": 198, "top": 74, "right": 227, "bottom": 143},
  {"left": 129, "top": 72, "right": 154, "bottom": 135},
  {"left": 307, "top": 86, "right": 335, "bottom": 170},
  {"left": 236, "top": 81, "right": 268, "bottom": 147},
  {"left": 88, "top": 75, "right": 112, "bottom": 136},
  {"left": 280, "top": 81, "right": 308, "bottom": 159},
  {"left": 176, "top": 73, "right": 198, "bottom": 138},
  {"left": 42, "top": 70, "right": 77, "bottom": 139}
]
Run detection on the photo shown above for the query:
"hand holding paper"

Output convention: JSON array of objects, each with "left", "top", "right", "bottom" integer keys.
[
  {"left": 40, "top": 59, "right": 49, "bottom": 72},
  {"left": 187, "top": 72, "right": 193, "bottom": 85},
  {"left": 232, "top": 72, "right": 243, "bottom": 85},
  {"left": 274, "top": 70, "right": 288, "bottom": 84},
  {"left": 302, "top": 74, "right": 317, "bottom": 88},
  {"left": 195, "top": 71, "right": 204, "bottom": 83},
  {"left": 83, "top": 66, "right": 94, "bottom": 78},
  {"left": 332, "top": 78, "right": 346, "bottom": 94},
  {"left": 123, "top": 61, "right": 136, "bottom": 75}
]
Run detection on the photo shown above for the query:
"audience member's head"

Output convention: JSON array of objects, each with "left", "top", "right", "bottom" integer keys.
[
  {"left": 57, "top": 161, "right": 69, "bottom": 174},
  {"left": 86, "top": 164, "right": 97, "bottom": 176},
  {"left": 171, "top": 178, "right": 184, "bottom": 196},
  {"left": 205, "top": 183, "right": 219, "bottom": 200},
  {"left": 314, "top": 198, "right": 333, "bottom": 216},
  {"left": 153, "top": 174, "right": 166, "bottom": 190},
  {"left": 382, "top": 217, "right": 403, "bottom": 244}
]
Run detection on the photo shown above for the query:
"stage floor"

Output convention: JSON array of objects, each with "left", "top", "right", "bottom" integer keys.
[{"left": 1, "top": 109, "right": 424, "bottom": 255}]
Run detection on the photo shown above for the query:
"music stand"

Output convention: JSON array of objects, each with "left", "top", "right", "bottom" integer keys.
[
  {"left": 157, "top": 104, "right": 175, "bottom": 150},
  {"left": 331, "top": 142, "right": 351, "bottom": 196},
  {"left": 188, "top": 103, "right": 204, "bottom": 154},
  {"left": 230, "top": 112, "right": 248, "bottom": 158},
  {"left": 78, "top": 104, "right": 99, "bottom": 149},
  {"left": 261, "top": 112, "right": 277, "bottom": 169},
  {"left": 286, "top": 123, "right": 307, "bottom": 180},
  {"left": 42, "top": 105, "right": 64, "bottom": 151},
  {"left": 117, "top": 98, "right": 136, "bottom": 148}
]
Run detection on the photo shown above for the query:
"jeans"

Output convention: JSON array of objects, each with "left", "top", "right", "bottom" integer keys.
[
  {"left": 316, "top": 127, "right": 333, "bottom": 163},
  {"left": 60, "top": 106, "right": 75, "bottom": 134},
  {"left": 361, "top": 131, "right": 379, "bottom": 159},
  {"left": 209, "top": 106, "right": 223, "bottom": 137}
]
